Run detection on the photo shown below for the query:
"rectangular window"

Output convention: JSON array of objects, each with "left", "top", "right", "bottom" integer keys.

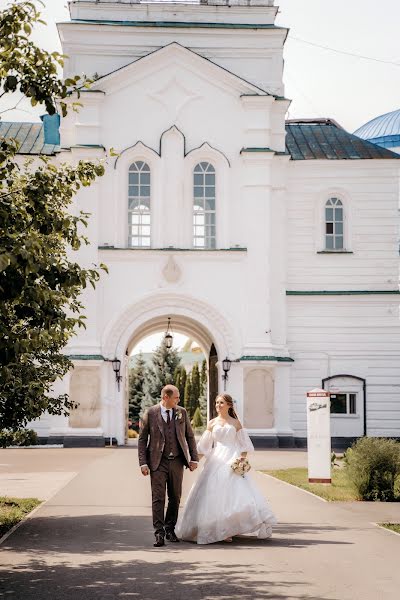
[{"left": 330, "top": 393, "right": 357, "bottom": 415}]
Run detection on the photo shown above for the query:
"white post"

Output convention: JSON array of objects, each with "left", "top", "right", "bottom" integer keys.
[{"left": 306, "top": 388, "right": 331, "bottom": 483}]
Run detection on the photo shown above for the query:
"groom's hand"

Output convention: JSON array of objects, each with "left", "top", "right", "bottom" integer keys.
[
  {"left": 189, "top": 462, "right": 198, "bottom": 471},
  {"left": 141, "top": 466, "right": 149, "bottom": 476}
]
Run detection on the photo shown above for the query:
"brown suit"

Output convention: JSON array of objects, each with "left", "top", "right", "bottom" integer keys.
[{"left": 138, "top": 404, "right": 199, "bottom": 536}]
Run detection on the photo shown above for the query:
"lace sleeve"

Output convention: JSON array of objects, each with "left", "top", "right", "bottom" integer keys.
[
  {"left": 197, "top": 429, "right": 213, "bottom": 457},
  {"left": 236, "top": 428, "right": 254, "bottom": 453}
]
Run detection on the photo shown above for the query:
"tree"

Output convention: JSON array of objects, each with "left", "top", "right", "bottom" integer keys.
[
  {"left": 128, "top": 352, "right": 147, "bottom": 428},
  {"left": 192, "top": 406, "right": 203, "bottom": 429},
  {"left": 190, "top": 362, "right": 201, "bottom": 416},
  {"left": 174, "top": 365, "right": 187, "bottom": 404},
  {"left": 199, "top": 358, "right": 208, "bottom": 423},
  {"left": 0, "top": 1, "right": 105, "bottom": 433},
  {"left": 146, "top": 338, "right": 181, "bottom": 402},
  {"left": 184, "top": 374, "right": 192, "bottom": 415}
]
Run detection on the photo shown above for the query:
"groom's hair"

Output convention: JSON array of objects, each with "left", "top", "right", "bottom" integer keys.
[{"left": 161, "top": 384, "right": 178, "bottom": 399}]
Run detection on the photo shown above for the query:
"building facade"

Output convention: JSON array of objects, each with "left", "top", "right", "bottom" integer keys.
[{"left": 8, "top": 0, "right": 400, "bottom": 447}]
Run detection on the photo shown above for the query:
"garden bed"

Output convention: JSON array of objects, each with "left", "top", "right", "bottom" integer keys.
[{"left": 0, "top": 496, "right": 41, "bottom": 537}]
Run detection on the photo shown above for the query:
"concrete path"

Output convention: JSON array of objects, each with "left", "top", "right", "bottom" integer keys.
[{"left": 0, "top": 447, "right": 399, "bottom": 599}]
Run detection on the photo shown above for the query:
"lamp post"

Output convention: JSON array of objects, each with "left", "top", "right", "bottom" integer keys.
[
  {"left": 111, "top": 358, "right": 122, "bottom": 391},
  {"left": 164, "top": 317, "right": 173, "bottom": 349},
  {"left": 222, "top": 356, "right": 232, "bottom": 391}
]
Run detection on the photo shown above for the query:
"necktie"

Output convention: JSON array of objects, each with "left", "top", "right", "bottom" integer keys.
[{"left": 166, "top": 410, "right": 171, "bottom": 424}]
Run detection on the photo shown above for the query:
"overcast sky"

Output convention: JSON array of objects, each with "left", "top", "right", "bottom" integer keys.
[{"left": 1, "top": 0, "right": 399, "bottom": 131}]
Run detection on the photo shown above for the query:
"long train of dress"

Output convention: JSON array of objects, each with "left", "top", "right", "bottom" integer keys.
[{"left": 176, "top": 423, "right": 277, "bottom": 544}]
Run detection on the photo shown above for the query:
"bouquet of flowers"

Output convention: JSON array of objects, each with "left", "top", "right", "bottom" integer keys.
[{"left": 230, "top": 457, "right": 251, "bottom": 477}]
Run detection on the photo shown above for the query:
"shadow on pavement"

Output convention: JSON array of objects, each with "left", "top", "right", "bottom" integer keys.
[
  {"left": 1, "top": 515, "right": 352, "bottom": 555},
  {"left": 1, "top": 557, "right": 338, "bottom": 600}
]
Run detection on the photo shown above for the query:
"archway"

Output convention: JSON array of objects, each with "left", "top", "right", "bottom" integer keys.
[
  {"left": 101, "top": 293, "right": 238, "bottom": 444},
  {"left": 124, "top": 316, "right": 218, "bottom": 444}
]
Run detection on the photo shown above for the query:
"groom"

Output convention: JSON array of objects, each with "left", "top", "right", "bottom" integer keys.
[{"left": 138, "top": 384, "right": 199, "bottom": 547}]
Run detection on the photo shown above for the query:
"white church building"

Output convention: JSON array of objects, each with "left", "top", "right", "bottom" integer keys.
[{"left": 5, "top": 0, "right": 400, "bottom": 447}]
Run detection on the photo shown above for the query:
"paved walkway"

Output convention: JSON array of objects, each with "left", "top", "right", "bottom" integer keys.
[{"left": 0, "top": 447, "right": 399, "bottom": 599}]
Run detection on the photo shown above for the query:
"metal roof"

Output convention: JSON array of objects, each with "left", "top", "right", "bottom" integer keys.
[
  {"left": 354, "top": 108, "right": 400, "bottom": 140},
  {"left": 285, "top": 119, "right": 400, "bottom": 160},
  {"left": 0, "top": 121, "right": 59, "bottom": 155},
  {"left": 2, "top": 118, "right": 399, "bottom": 160}
]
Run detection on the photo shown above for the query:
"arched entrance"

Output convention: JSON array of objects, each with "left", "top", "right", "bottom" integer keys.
[{"left": 101, "top": 292, "right": 239, "bottom": 445}]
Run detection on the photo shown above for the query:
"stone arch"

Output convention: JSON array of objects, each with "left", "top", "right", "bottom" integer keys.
[{"left": 102, "top": 291, "right": 239, "bottom": 363}]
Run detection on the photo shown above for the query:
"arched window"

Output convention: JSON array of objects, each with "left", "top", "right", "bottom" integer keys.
[
  {"left": 193, "top": 162, "right": 216, "bottom": 249},
  {"left": 128, "top": 161, "right": 151, "bottom": 247},
  {"left": 325, "top": 197, "right": 343, "bottom": 250}
]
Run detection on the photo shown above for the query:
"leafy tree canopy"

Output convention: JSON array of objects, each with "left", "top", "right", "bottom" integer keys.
[{"left": 0, "top": 1, "right": 106, "bottom": 433}]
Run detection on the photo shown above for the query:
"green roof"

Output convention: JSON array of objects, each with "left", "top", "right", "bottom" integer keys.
[{"left": 0, "top": 121, "right": 59, "bottom": 155}]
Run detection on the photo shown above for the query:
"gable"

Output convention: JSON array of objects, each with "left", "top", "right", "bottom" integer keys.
[{"left": 90, "top": 42, "right": 271, "bottom": 97}]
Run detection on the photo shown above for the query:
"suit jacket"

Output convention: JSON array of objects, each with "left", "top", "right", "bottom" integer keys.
[{"left": 138, "top": 404, "right": 199, "bottom": 471}]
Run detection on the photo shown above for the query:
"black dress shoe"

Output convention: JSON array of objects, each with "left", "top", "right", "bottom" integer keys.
[
  {"left": 165, "top": 530, "right": 180, "bottom": 543},
  {"left": 153, "top": 534, "right": 165, "bottom": 547}
]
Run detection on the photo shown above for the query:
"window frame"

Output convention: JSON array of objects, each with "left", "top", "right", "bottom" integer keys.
[
  {"left": 315, "top": 190, "right": 353, "bottom": 254},
  {"left": 329, "top": 391, "right": 358, "bottom": 416},
  {"left": 128, "top": 160, "right": 151, "bottom": 248},
  {"left": 193, "top": 161, "right": 216, "bottom": 249}
]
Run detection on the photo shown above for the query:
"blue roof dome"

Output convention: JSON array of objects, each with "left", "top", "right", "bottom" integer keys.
[{"left": 354, "top": 108, "right": 400, "bottom": 150}]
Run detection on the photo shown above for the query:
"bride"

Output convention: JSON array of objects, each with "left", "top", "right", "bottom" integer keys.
[{"left": 176, "top": 393, "right": 277, "bottom": 544}]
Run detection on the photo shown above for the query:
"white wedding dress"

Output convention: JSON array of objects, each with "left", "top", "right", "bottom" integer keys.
[{"left": 176, "top": 422, "right": 277, "bottom": 544}]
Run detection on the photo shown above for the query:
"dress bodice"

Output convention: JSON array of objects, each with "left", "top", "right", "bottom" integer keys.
[
  {"left": 212, "top": 423, "right": 237, "bottom": 448},
  {"left": 197, "top": 422, "right": 254, "bottom": 457}
]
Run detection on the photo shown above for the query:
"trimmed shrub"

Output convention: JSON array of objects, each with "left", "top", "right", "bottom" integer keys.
[
  {"left": 127, "top": 429, "right": 138, "bottom": 439},
  {"left": 192, "top": 407, "right": 203, "bottom": 429},
  {"left": 345, "top": 437, "right": 400, "bottom": 501},
  {"left": 0, "top": 429, "right": 38, "bottom": 448}
]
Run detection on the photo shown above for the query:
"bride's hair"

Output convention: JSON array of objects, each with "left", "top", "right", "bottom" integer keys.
[{"left": 216, "top": 393, "right": 238, "bottom": 419}]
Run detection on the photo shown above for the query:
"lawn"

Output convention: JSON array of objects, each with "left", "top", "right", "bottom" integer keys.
[
  {"left": 379, "top": 523, "right": 400, "bottom": 534},
  {"left": 0, "top": 496, "right": 41, "bottom": 537},
  {"left": 263, "top": 467, "right": 359, "bottom": 501}
]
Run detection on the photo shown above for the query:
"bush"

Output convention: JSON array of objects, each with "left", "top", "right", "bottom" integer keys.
[
  {"left": 0, "top": 429, "right": 38, "bottom": 448},
  {"left": 127, "top": 429, "right": 138, "bottom": 439},
  {"left": 345, "top": 437, "right": 400, "bottom": 501}
]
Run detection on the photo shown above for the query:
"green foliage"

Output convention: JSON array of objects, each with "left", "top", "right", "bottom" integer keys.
[
  {"left": 0, "top": 1, "right": 91, "bottom": 117},
  {"left": 0, "top": 496, "right": 41, "bottom": 536},
  {"left": 174, "top": 365, "right": 186, "bottom": 402},
  {"left": 345, "top": 437, "right": 400, "bottom": 501},
  {"left": 129, "top": 352, "right": 147, "bottom": 428},
  {"left": 146, "top": 338, "right": 181, "bottom": 400},
  {"left": 0, "top": 1, "right": 106, "bottom": 430},
  {"left": 190, "top": 362, "right": 201, "bottom": 414},
  {"left": 0, "top": 428, "right": 38, "bottom": 447},
  {"left": 192, "top": 406, "right": 203, "bottom": 429},
  {"left": 184, "top": 375, "right": 192, "bottom": 415}
]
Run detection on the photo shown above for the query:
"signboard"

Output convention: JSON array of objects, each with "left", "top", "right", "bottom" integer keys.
[{"left": 306, "top": 388, "right": 331, "bottom": 483}]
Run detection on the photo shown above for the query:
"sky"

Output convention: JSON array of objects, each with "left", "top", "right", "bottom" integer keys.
[
  {"left": 131, "top": 332, "right": 189, "bottom": 355},
  {"left": 0, "top": 0, "right": 399, "bottom": 131}
]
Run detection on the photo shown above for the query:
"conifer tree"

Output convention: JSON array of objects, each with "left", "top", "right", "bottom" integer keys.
[
  {"left": 146, "top": 337, "right": 181, "bottom": 402},
  {"left": 128, "top": 352, "right": 147, "bottom": 428},
  {"left": 174, "top": 365, "right": 187, "bottom": 405},
  {"left": 190, "top": 362, "right": 201, "bottom": 416},
  {"left": 192, "top": 406, "right": 203, "bottom": 429},
  {"left": 199, "top": 359, "right": 208, "bottom": 424},
  {"left": 184, "top": 375, "right": 192, "bottom": 415}
]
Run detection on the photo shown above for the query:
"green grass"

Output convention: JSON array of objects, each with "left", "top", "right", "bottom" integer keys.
[
  {"left": 380, "top": 523, "right": 400, "bottom": 534},
  {"left": 0, "top": 496, "right": 41, "bottom": 537},
  {"left": 263, "top": 467, "right": 360, "bottom": 501}
]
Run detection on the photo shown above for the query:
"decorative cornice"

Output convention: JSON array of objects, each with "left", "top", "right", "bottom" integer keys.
[
  {"left": 240, "top": 147, "right": 274, "bottom": 154},
  {"left": 286, "top": 290, "right": 400, "bottom": 296},
  {"left": 98, "top": 246, "right": 247, "bottom": 252},
  {"left": 67, "top": 354, "right": 105, "bottom": 360},
  {"left": 69, "top": 20, "right": 286, "bottom": 31},
  {"left": 240, "top": 355, "right": 294, "bottom": 362}
]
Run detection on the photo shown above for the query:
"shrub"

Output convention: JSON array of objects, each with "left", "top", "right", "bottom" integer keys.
[
  {"left": 0, "top": 429, "right": 38, "bottom": 448},
  {"left": 345, "top": 437, "right": 400, "bottom": 501},
  {"left": 192, "top": 407, "right": 203, "bottom": 429},
  {"left": 127, "top": 429, "right": 138, "bottom": 439}
]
